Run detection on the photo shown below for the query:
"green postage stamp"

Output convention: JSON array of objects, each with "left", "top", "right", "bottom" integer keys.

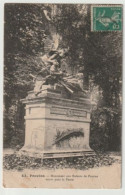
[{"left": 91, "top": 5, "right": 122, "bottom": 31}]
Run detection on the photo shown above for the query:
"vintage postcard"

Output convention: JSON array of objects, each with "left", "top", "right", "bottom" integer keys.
[{"left": 3, "top": 3, "right": 122, "bottom": 188}]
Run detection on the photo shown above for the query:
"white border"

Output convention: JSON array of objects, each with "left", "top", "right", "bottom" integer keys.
[{"left": 0, "top": 0, "right": 125, "bottom": 195}]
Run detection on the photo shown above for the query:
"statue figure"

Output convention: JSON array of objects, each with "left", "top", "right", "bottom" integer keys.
[
  {"left": 31, "top": 68, "right": 50, "bottom": 95},
  {"left": 32, "top": 69, "right": 85, "bottom": 96},
  {"left": 30, "top": 32, "right": 86, "bottom": 96},
  {"left": 31, "top": 61, "right": 85, "bottom": 96}
]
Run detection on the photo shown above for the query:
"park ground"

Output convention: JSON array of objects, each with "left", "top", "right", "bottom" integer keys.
[{"left": 3, "top": 149, "right": 121, "bottom": 188}]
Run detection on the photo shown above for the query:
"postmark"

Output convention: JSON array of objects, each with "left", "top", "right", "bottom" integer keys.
[{"left": 91, "top": 5, "right": 122, "bottom": 31}]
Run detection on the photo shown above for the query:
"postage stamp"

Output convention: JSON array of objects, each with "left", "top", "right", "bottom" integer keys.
[{"left": 91, "top": 5, "right": 122, "bottom": 31}]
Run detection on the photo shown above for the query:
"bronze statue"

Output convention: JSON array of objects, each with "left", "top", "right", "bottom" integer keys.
[{"left": 30, "top": 33, "right": 85, "bottom": 96}]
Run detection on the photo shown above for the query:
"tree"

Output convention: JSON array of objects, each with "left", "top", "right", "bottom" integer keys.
[{"left": 4, "top": 4, "right": 50, "bottom": 147}]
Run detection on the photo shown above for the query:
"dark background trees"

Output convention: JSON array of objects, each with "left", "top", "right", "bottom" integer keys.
[{"left": 4, "top": 4, "right": 122, "bottom": 151}]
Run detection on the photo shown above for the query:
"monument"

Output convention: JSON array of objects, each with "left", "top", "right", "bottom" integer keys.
[{"left": 20, "top": 40, "right": 94, "bottom": 159}]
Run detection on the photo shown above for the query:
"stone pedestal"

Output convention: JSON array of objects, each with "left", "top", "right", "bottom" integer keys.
[{"left": 20, "top": 87, "right": 94, "bottom": 158}]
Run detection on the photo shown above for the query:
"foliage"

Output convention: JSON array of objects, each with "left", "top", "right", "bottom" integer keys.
[
  {"left": 3, "top": 153, "right": 120, "bottom": 171},
  {"left": 90, "top": 107, "right": 121, "bottom": 151}
]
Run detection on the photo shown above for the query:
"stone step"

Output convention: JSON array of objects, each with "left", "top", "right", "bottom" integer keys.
[{"left": 19, "top": 150, "right": 96, "bottom": 159}]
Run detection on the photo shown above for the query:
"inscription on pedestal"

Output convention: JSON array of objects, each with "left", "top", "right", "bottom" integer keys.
[{"left": 50, "top": 107, "right": 87, "bottom": 117}]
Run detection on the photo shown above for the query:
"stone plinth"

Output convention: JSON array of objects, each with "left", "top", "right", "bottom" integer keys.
[{"left": 20, "top": 87, "right": 94, "bottom": 158}]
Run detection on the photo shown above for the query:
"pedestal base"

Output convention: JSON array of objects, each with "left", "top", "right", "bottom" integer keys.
[{"left": 20, "top": 88, "right": 93, "bottom": 159}]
